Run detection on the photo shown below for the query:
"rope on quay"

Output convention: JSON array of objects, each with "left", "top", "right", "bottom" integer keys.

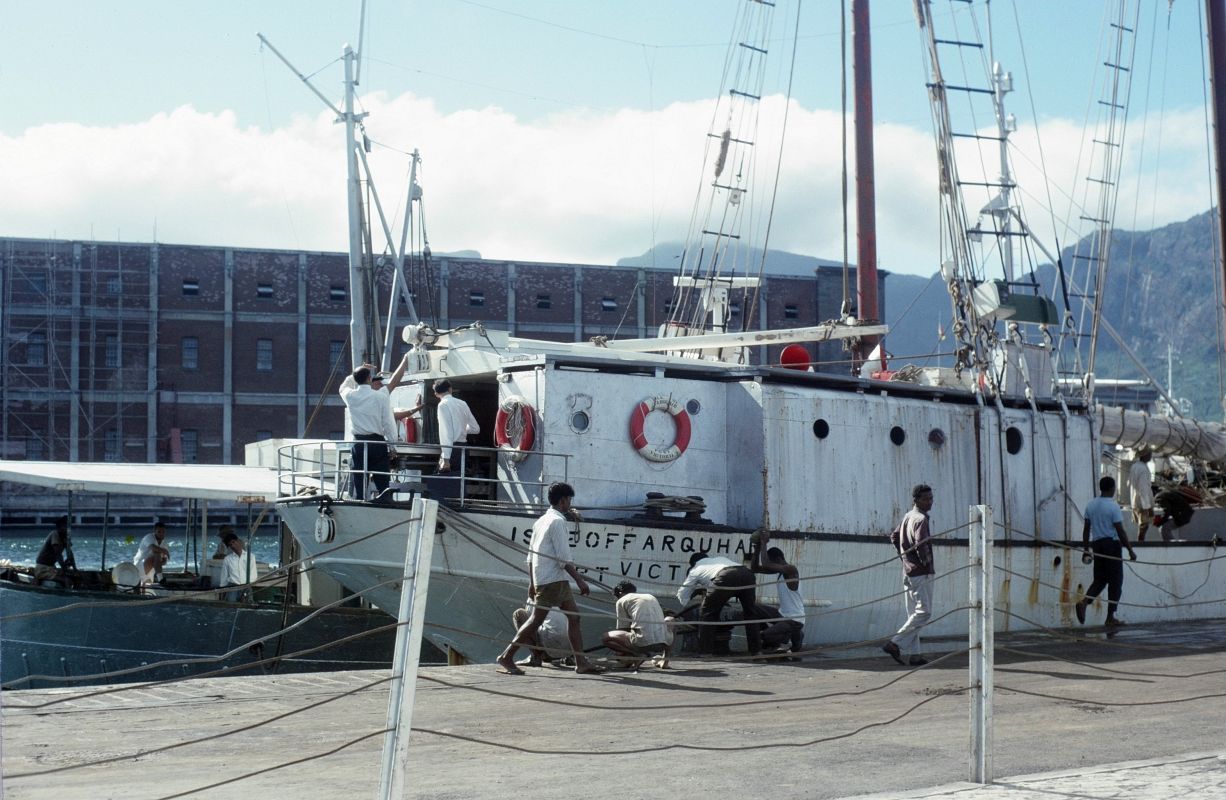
[
  {"left": 995, "top": 684, "right": 1226, "bottom": 709},
  {"left": 417, "top": 647, "right": 968, "bottom": 713},
  {"left": 5, "top": 674, "right": 394, "bottom": 779},
  {"left": 997, "top": 646, "right": 1226, "bottom": 680},
  {"left": 411, "top": 687, "right": 968, "bottom": 757},
  {"left": 995, "top": 608, "right": 1226, "bottom": 655},
  {"left": 151, "top": 729, "right": 393, "bottom": 800}
]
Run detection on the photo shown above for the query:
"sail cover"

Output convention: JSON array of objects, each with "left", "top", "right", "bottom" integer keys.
[
  {"left": 0, "top": 461, "right": 279, "bottom": 503},
  {"left": 1096, "top": 406, "right": 1226, "bottom": 462}
]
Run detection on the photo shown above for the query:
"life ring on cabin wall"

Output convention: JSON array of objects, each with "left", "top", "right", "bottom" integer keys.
[
  {"left": 495, "top": 395, "right": 536, "bottom": 459},
  {"left": 629, "top": 395, "right": 692, "bottom": 463}
]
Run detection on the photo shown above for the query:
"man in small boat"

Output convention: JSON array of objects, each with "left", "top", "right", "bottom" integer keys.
[
  {"left": 219, "top": 531, "right": 255, "bottom": 602},
  {"left": 339, "top": 360, "right": 406, "bottom": 500},
  {"left": 132, "top": 520, "right": 171, "bottom": 583},
  {"left": 495, "top": 482, "right": 604, "bottom": 675},
  {"left": 677, "top": 552, "right": 762, "bottom": 657},
  {"left": 1075, "top": 476, "right": 1138, "bottom": 627},
  {"left": 1128, "top": 447, "right": 1155, "bottom": 541},
  {"left": 750, "top": 531, "right": 806, "bottom": 657},
  {"left": 883, "top": 484, "right": 935, "bottom": 667},
  {"left": 601, "top": 580, "right": 673, "bottom": 670},
  {"left": 433, "top": 379, "right": 480, "bottom": 474},
  {"left": 33, "top": 515, "right": 76, "bottom": 585}
]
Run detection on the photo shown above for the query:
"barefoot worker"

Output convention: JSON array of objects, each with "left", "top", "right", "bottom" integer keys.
[{"left": 496, "top": 482, "right": 604, "bottom": 675}]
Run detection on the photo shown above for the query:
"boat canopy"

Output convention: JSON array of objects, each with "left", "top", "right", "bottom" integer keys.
[{"left": 0, "top": 461, "right": 278, "bottom": 503}]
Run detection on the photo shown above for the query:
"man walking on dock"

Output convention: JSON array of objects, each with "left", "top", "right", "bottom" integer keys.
[
  {"left": 496, "top": 482, "right": 603, "bottom": 675},
  {"left": 1076, "top": 476, "right": 1137, "bottom": 627},
  {"left": 883, "top": 484, "right": 935, "bottom": 667}
]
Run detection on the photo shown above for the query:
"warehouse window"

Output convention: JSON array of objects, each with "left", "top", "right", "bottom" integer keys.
[
  {"left": 183, "top": 278, "right": 199, "bottom": 296},
  {"left": 601, "top": 297, "right": 617, "bottom": 312},
  {"left": 784, "top": 304, "right": 799, "bottom": 319},
  {"left": 257, "top": 282, "right": 274, "bottom": 299},
  {"left": 329, "top": 340, "right": 345, "bottom": 367},
  {"left": 105, "top": 335, "right": 121, "bottom": 368},
  {"left": 26, "top": 332, "right": 46, "bottom": 366},
  {"left": 330, "top": 284, "right": 347, "bottom": 301},
  {"left": 182, "top": 337, "right": 199, "bottom": 370},
  {"left": 256, "top": 339, "right": 273, "bottom": 371},
  {"left": 536, "top": 294, "right": 551, "bottom": 310},
  {"left": 104, "top": 430, "right": 121, "bottom": 462},
  {"left": 181, "top": 430, "right": 199, "bottom": 463},
  {"left": 469, "top": 290, "right": 484, "bottom": 307}
]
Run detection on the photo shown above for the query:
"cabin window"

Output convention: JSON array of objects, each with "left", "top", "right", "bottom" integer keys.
[
  {"left": 536, "top": 294, "right": 552, "bottom": 310},
  {"left": 256, "top": 339, "right": 273, "bottom": 371},
  {"left": 257, "top": 282, "right": 274, "bottom": 299},
  {"left": 890, "top": 426, "right": 906, "bottom": 446},
  {"left": 784, "top": 304, "right": 799, "bottom": 319},
  {"left": 26, "top": 332, "right": 46, "bottom": 366},
  {"left": 686, "top": 399, "right": 702, "bottom": 416},
  {"left": 182, "top": 337, "right": 199, "bottom": 370},
  {"left": 181, "top": 430, "right": 199, "bottom": 463},
  {"left": 104, "top": 430, "right": 121, "bottom": 462},
  {"left": 601, "top": 297, "right": 618, "bottom": 312},
  {"left": 928, "top": 428, "right": 946, "bottom": 449},
  {"left": 570, "top": 411, "right": 590, "bottom": 433},
  {"left": 183, "top": 278, "right": 199, "bottom": 296},
  {"left": 1005, "top": 426, "right": 1024, "bottom": 455},
  {"left": 105, "top": 334, "right": 121, "bottom": 368},
  {"left": 813, "top": 419, "right": 830, "bottom": 439},
  {"left": 330, "top": 284, "right": 347, "bottom": 301},
  {"left": 469, "top": 290, "right": 485, "bottom": 307}
]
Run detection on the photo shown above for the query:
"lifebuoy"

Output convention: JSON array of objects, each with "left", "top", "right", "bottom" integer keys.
[
  {"left": 495, "top": 395, "right": 536, "bottom": 457},
  {"left": 629, "top": 395, "right": 691, "bottom": 462}
]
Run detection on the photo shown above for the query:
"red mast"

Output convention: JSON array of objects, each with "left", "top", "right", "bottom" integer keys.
[
  {"left": 852, "top": 0, "right": 880, "bottom": 359},
  {"left": 1207, "top": 0, "right": 1226, "bottom": 336}
]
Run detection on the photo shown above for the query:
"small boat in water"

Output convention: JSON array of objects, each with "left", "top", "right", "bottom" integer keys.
[{"left": 0, "top": 463, "right": 400, "bottom": 689}]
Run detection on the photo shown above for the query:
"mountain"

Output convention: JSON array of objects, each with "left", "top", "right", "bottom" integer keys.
[{"left": 619, "top": 210, "right": 1225, "bottom": 422}]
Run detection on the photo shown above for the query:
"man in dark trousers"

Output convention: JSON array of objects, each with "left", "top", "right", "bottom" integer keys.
[
  {"left": 1076, "top": 475, "right": 1138, "bottom": 627},
  {"left": 677, "top": 552, "right": 762, "bottom": 656},
  {"left": 339, "top": 358, "right": 407, "bottom": 500},
  {"left": 884, "top": 484, "right": 935, "bottom": 667}
]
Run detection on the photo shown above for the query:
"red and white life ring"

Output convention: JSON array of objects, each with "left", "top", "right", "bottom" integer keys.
[
  {"left": 629, "top": 395, "right": 691, "bottom": 463},
  {"left": 495, "top": 395, "right": 536, "bottom": 458}
]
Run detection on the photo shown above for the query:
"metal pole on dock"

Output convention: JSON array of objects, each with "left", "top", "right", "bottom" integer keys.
[
  {"left": 968, "top": 504, "right": 994, "bottom": 783},
  {"left": 377, "top": 497, "right": 438, "bottom": 799}
]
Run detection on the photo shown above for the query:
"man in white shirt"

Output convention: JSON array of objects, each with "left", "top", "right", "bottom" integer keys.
[
  {"left": 434, "top": 379, "right": 480, "bottom": 473},
  {"left": 510, "top": 605, "right": 574, "bottom": 667},
  {"left": 602, "top": 580, "right": 673, "bottom": 669},
  {"left": 495, "top": 482, "right": 603, "bottom": 675},
  {"left": 677, "top": 552, "right": 761, "bottom": 656},
  {"left": 132, "top": 520, "right": 171, "bottom": 583},
  {"left": 750, "top": 530, "right": 806, "bottom": 656},
  {"left": 339, "top": 358, "right": 407, "bottom": 500},
  {"left": 1128, "top": 447, "right": 1154, "bottom": 541},
  {"left": 219, "top": 531, "right": 255, "bottom": 602}
]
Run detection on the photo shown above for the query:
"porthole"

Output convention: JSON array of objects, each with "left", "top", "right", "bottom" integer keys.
[
  {"left": 813, "top": 419, "right": 830, "bottom": 439},
  {"left": 686, "top": 399, "right": 702, "bottom": 416},
  {"left": 890, "top": 426, "right": 906, "bottom": 446},
  {"left": 1005, "top": 426, "right": 1023, "bottom": 455},
  {"left": 570, "top": 411, "right": 590, "bottom": 433},
  {"left": 928, "top": 428, "right": 945, "bottom": 449}
]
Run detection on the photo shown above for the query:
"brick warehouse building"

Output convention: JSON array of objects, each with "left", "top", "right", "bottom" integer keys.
[{"left": 0, "top": 236, "right": 885, "bottom": 466}]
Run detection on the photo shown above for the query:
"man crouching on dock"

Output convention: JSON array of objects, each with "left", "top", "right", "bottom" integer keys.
[{"left": 496, "top": 482, "right": 604, "bottom": 675}]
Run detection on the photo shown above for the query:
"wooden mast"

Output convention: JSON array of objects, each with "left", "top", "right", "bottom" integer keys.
[
  {"left": 1207, "top": 0, "right": 1226, "bottom": 364},
  {"left": 852, "top": 0, "right": 880, "bottom": 360}
]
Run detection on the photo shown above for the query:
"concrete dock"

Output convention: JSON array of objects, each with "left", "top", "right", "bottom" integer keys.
[{"left": 3, "top": 619, "right": 1225, "bottom": 800}]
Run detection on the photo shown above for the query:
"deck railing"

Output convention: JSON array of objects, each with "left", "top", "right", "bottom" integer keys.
[{"left": 274, "top": 440, "right": 570, "bottom": 511}]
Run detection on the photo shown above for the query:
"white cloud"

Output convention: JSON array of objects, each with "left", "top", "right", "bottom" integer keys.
[{"left": 0, "top": 93, "right": 1211, "bottom": 277}]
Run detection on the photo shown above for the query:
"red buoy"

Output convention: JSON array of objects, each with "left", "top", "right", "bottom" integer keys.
[{"left": 780, "top": 344, "right": 811, "bottom": 370}]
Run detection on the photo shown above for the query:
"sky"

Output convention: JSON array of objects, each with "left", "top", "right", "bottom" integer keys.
[{"left": 0, "top": 0, "right": 1217, "bottom": 277}]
